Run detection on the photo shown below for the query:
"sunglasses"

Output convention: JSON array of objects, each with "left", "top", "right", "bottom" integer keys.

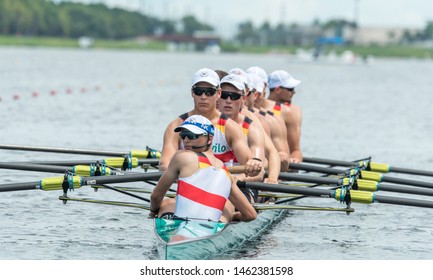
[
  {"left": 192, "top": 87, "right": 217, "bottom": 97},
  {"left": 246, "top": 89, "right": 256, "bottom": 97},
  {"left": 221, "top": 91, "right": 244, "bottom": 101},
  {"left": 281, "top": 87, "right": 295, "bottom": 92},
  {"left": 179, "top": 130, "right": 203, "bottom": 140}
]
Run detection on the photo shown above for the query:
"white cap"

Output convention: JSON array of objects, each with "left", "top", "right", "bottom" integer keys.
[
  {"left": 268, "top": 70, "right": 301, "bottom": 89},
  {"left": 191, "top": 68, "right": 220, "bottom": 87},
  {"left": 228, "top": 68, "right": 249, "bottom": 87},
  {"left": 220, "top": 74, "right": 246, "bottom": 92},
  {"left": 174, "top": 115, "right": 215, "bottom": 136},
  {"left": 248, "top": 73, "right": 264, "bottom": 93},
  {"left": 246, "top": 66, "right": 268, "bottom": 84}
]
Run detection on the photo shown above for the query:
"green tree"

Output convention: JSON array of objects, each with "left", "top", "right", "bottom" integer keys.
[
  {"left": 181, "top": 15, "right": 213, "bottom": 36},
  {"left": 422, "top": 21, "right": 433, "bottom": 40},
  {"left": 236, "top": 21, "right": 259, "bottom": 45}
]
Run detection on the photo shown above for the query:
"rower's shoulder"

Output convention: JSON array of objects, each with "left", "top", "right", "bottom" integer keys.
[
  {"left": 283, "top": 104, "right": 302, "bottom": 119},
  {"left": 262, "top": 99, "right": 277, "bottom": 109},
  {"left": 281, "top": 103, "right": 301, "bottom": 116},
  {"left": 172, "top": 150, "right": 200, "bottom": 167},
  {"left": 166, "top": 114, "right": 188, "bottom": 130}
]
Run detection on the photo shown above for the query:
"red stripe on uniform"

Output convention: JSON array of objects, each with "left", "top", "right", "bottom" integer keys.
[
  {"left": 214, "top": 150, "right": 237, "bottom": 163},
  {"left": 217, "top": 116, "right": 227, "bottom": 126},
  {"left": 177, "top": 180, "right": 227, "bottom": 211},
  {"left": 242, "top": 120, "right": 250, "bottom": 130},
  {"left": 198, "top": 155, "right": 212, "bottom": 165}
]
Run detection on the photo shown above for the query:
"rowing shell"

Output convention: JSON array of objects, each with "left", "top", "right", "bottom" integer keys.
[{"left": 153, "top": 201, "right": 288, "bottom": 260}]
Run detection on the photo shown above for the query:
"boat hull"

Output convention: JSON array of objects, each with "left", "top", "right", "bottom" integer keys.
[{"left": 154, "top": 207, "right": 286, "bottom": 260}]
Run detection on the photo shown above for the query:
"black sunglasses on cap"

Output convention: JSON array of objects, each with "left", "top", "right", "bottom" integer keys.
[
  {"left": 192, "top": 87, "right": 217, "bottom": 97},
  {"left": 221, "top": 91, "right": 244, "bottom": 101},
  {"left": 179, "top": 130, "right": 204, "bottom": 140}
]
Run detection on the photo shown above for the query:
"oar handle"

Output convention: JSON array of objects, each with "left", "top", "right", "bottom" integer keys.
[{"left": 227, "top": 165, "right": 246, "bottom": 174}]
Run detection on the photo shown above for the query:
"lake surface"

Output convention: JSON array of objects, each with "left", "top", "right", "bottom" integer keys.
[{"left": 1, "top": 47, "right": 433, "bottom": 260}]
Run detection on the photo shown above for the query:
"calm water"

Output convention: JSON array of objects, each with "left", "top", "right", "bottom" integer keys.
[{"left": 1, "top": 47, "right": 433, "bottom": 259}]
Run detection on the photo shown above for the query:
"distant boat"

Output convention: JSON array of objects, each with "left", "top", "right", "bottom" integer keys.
[
  {"left": 78, "top": 37, "right": 94, "bottom": 49},
  {"left": 290, "top": 48, "right": 369, "bottom": 65}
]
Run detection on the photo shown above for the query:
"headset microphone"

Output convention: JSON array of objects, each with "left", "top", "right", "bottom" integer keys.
[
  {"left": 191, "top": 134, "right": 212, "bottom": 149},
  {"left": 191, "top": 143, "right": 209, "bottom": 149}
]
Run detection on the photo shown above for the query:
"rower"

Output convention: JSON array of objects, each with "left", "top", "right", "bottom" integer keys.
[
  {"left": 150, "top": 115, "right": 257, "bottom": 223},
  {"left": 159, "top": 68, "right": 263, "bottom": 178},
  {"left": 261, "top": 70, "right": 303, "bottom": 163},
  {"left": 243, "top": 71, "right": 291, "bottom": 172},
  {"left": 217, "top": 73, "right": 281, "bottom": 187}
]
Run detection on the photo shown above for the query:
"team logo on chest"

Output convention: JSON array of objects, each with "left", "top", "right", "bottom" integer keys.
[{"left": 212, "top": 143, "right": 227, "bottom": 153}]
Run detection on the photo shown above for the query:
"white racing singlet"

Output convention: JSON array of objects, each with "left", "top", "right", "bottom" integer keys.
[{"left": 175, "top": 153, "right": 231, "bottom": 221}]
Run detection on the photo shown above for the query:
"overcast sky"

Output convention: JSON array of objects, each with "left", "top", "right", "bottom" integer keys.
[{"left": 78, "top": 0, "right": 432, "bottom": 37}]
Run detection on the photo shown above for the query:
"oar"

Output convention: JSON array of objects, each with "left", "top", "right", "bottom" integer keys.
[
  {"left": 279, "top": 172, "right": 433, "bottom": 197},
  {"left": 238, "top": 181, "right": 433, "bottom": 209},
  {"left": 0, "top": 162, "right": 127, "bottom": 176},
  {"left": 288, "top": 162, "right": 350, "bottom": 176},
  {"left": 253, "top": 203, "right": 354, "bottom": 212},
  {"left": 0, "top": 144, "right": 161, "bottom": 159},
  {"left": 285, "top": 162, "right": 433, "bottom": 189},
  {"left": 58, "top": 196, "right": 151, "bottom": 210},
  {"left": 15, "top": 158, "right": 160, "bottom": 168},
  {"left": 274, "top": 157, "right": 372, "bottom": 205},
  {"left": 303, "top": 156, "right": 433, "bottom": 177},
  {"left": 0, "top": 172, "right": 163, "bottom": 192}
]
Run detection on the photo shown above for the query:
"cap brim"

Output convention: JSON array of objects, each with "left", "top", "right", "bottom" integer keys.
[
  {"left": 192, "top": 78, "right": 219, "bottom": 87},
  {"left": 221, "top": 81, "right": 245, "bottom": 91},
  {"left": 174, "top": 124, "right": 206, "bottom": 134},
  {"left": 256, "top": 85, "right": 264, "bottom": 92},
  {"left": 283, "top": 78, "right": 301, "bottom": 88}
]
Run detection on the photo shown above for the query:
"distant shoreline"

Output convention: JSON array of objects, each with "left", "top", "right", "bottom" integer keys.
[{"left": 1, "top": 35, "right": 432, "bottom": 60}]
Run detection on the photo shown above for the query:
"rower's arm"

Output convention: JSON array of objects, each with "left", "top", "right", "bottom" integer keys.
[
  {"left": 284, "top": 106, "right": 303, "bottom": 163},
  {"left": 150, "top": 158, "right": 178, "bottom": 213},
  {"left": 150, "top": 151, "right": 193, "bottom": 213},
  {"left": 268, "top": 115, "right": 290, "bottom": 171},
  {"left": 244, "top": 121, "right": 266, "bottom": 182},
  {"left": 228, "top": 179, "right": 257, "bottom": 222},
  {"left": 159, "top": 120, "right": 181, "bottom": 171},
  {"left": 226, "top": 120, "right": 262, "bottom": 177},
  {"left": 263, "top": 133, "right": 280, "bottom": 184}
]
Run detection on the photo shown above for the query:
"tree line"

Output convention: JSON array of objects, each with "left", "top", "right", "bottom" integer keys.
[
  {"left": 1, "top": 0, "right": 431, "bottom": 45},
  {"left": 0, "top": 0, "right": 184, "bottom": 39}
]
